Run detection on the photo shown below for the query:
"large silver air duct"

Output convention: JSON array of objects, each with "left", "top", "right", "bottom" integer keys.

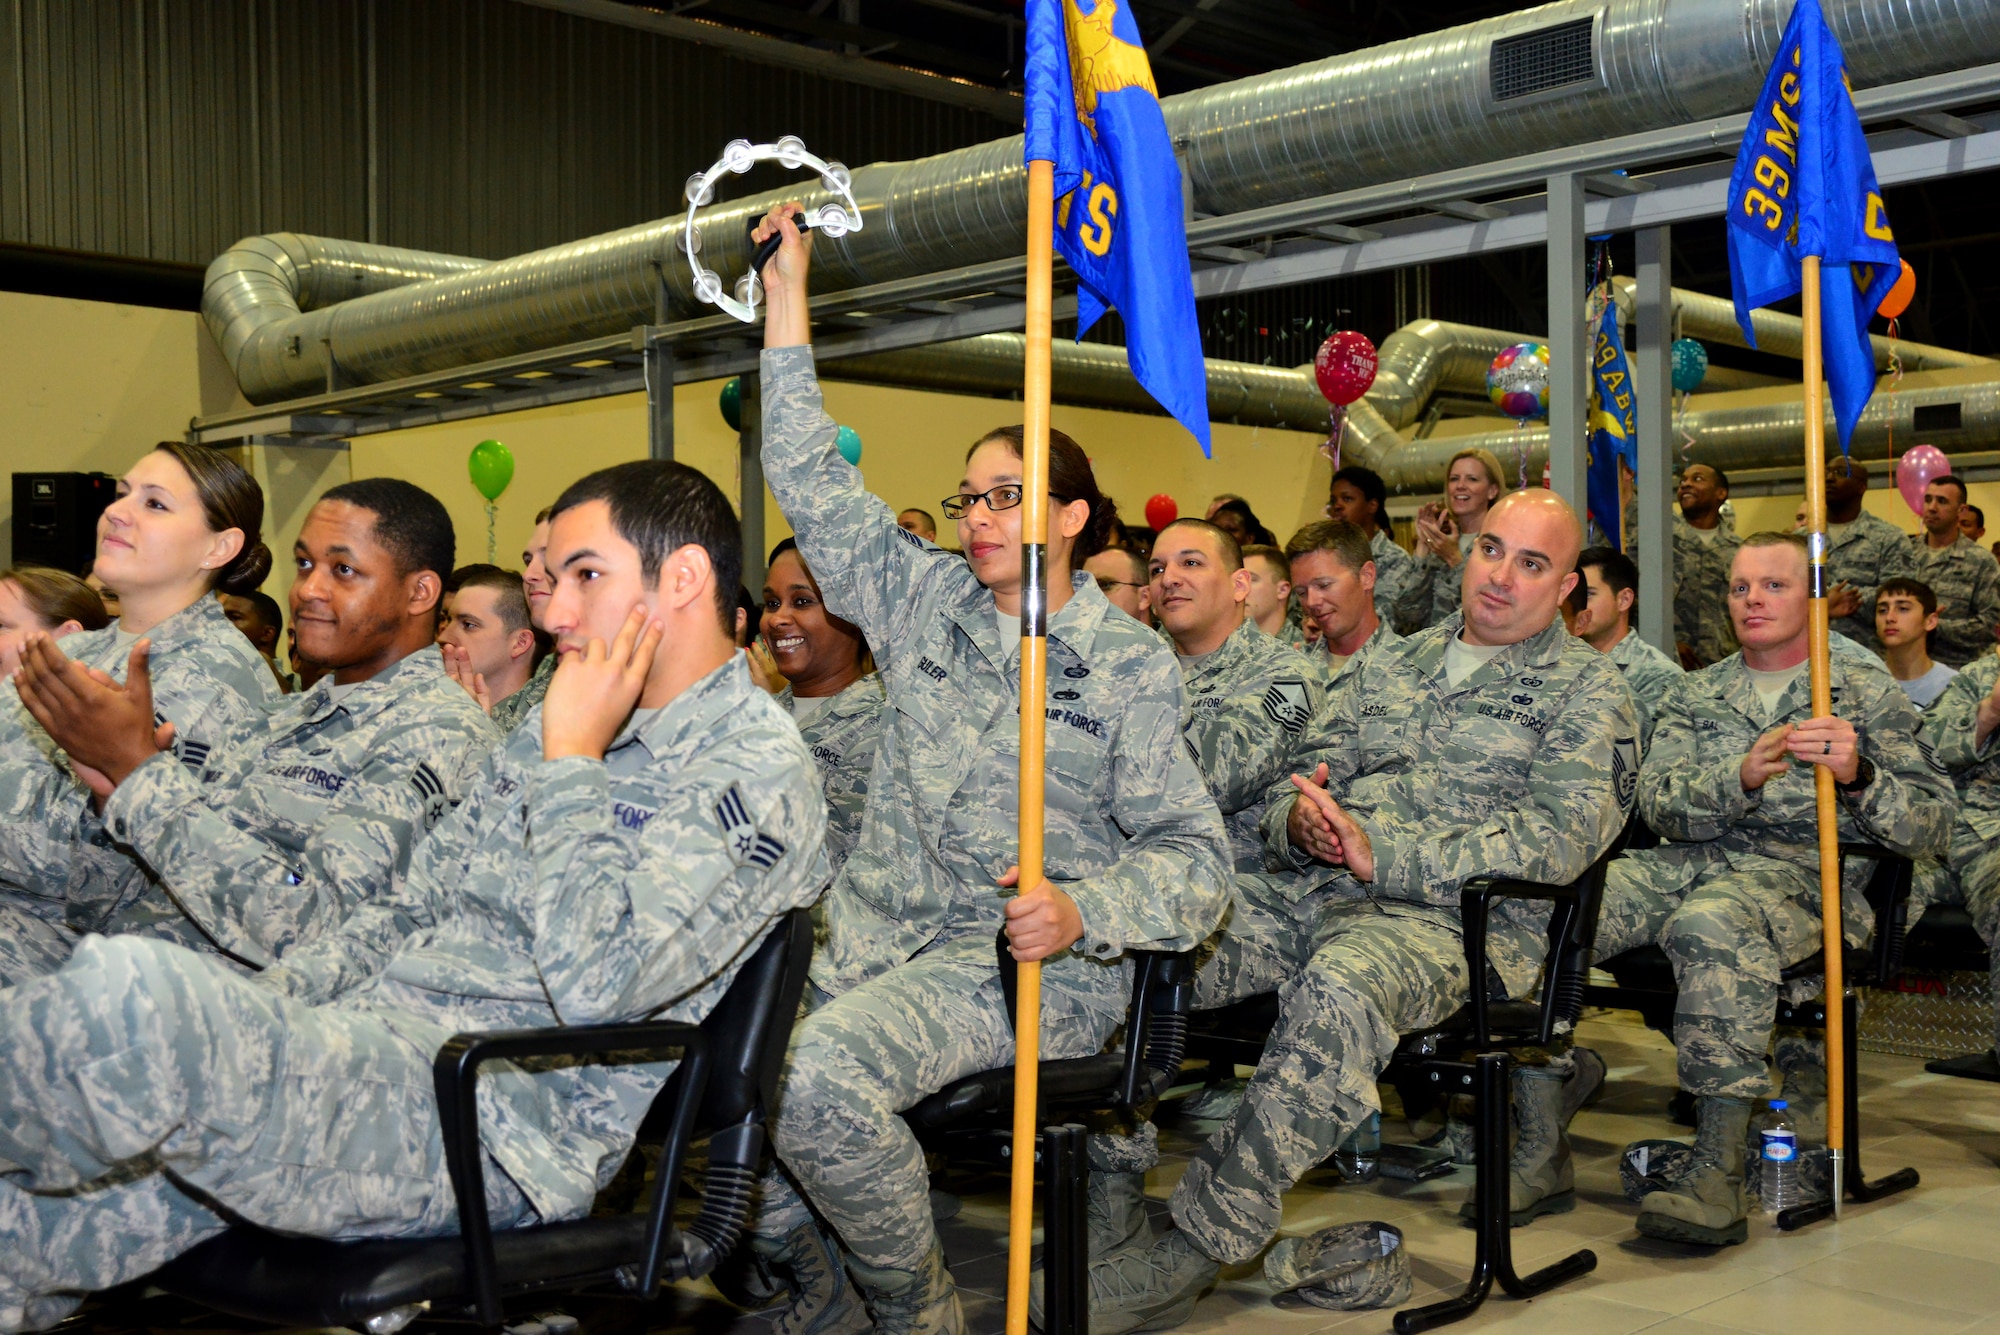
[
  {"left": 204, "top": 0, "right": 2000, "bottom": 404},
  {"left": 1341, "top": 380, "right": 2000, "bottom": 494}
]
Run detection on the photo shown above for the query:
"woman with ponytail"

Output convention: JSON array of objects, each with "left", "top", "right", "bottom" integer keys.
[
  {"left": 0, "top": 442, "right": 281, "bottom": 979},
  {"left": 733, "top": 203, "right": 1229, "bottom": 1332}
]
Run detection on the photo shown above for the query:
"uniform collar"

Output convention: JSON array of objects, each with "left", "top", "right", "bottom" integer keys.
[
  {"left": 1406, "top": 611, "right": 1569, "bottom": 686},
  {"left": 1177, "top": 615, "right": 1258, "bottom": 684},
  {"left": 945, "top": 570, "right": 1109, "bottom": 676},
  {"left": 778, "top": 672, "right": 883, "bottom": 718},
  {"left": 1709, "top": 650, "right": 1850, "bottom": 721},
  {"left": 1826, "top": 510, "right": 1885, "bottom": 547},
  {"left": 603, "top": 652, "right": 758, "bottom": 766},
  {"left": 292, "top": 643, "right": 448, "bottom": 724},
  {"left": 127, "top": 589, "right": 240, "bottom": 649}
]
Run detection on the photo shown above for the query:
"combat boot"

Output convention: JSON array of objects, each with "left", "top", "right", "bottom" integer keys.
[
  {"left": 846, "top": 1240, "right": 964, "bottom": 1335},
  {"left": 1078, "top": 1227, "right": 1221, "bottom": 1335},
  {"left": 1459, "top": 1064, "right": 1573, "bottom": 1226},
  {"left": 1773, "top": 1032, "right": 1829, "bottom": 1143},
  {"left": 1635, "top": 1095, "right": 1754, "bottom": 1246},
  {"left": 1561, "top": 1047, "right": 1608, "bottom": 1123},
  {"left": 1086, "top": 1124, "right": 1159, "bottom": 1257},
  {"left": 744, "top": 1221, "right": 870, "bottom": 1335}
]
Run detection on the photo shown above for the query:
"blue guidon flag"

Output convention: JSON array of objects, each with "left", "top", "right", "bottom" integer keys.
[
  {"left": 1725, "top": 0, "right": 1900, "bottom": 455},
  {"left": 1024, "top": 0, "right": 1211, "bottom": 455},
  {"left": 1587, "top": 299, "right": 1638, "bottom": 551}
]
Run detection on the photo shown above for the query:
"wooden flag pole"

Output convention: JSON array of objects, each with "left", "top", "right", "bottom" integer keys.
[
  {"left": 1800, "top": 253, "right": 1847, "bottom": 1215},
  {"left": 1006, "top": 155, "right": 1057, "bottom": 1335}
]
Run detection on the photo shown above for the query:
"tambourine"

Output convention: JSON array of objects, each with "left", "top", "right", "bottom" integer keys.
[{"left": 682, "top": 137, "right": 864, "bottom": 323}]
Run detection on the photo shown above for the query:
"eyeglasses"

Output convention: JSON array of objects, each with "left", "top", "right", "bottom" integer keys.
[
  {"left": 1095, "top": 576, "right": 1146, "bottom": 592},
  {"left": 940, "top": 485, "right": 1077, "bottom": 519},
  {"left": 941, "top": 485, "right": 1024, "bottom": 519}
]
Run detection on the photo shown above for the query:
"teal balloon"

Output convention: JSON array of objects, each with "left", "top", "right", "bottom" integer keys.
[
  {"left": 720, "top": 377, "right": 743, "bottom": 431},
  {"left": 1671, "top": 338, "right": 1709, "bottom": 394},
  {"left": 467, "top": 439, "right": 514, "bottom": 502},
  {"left": 836, "top": 424, "right": 863, "bottom": 465}
]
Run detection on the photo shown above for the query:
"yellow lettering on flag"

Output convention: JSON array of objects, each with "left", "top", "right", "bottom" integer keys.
[
  {"left": 1754, "top": 155, "right": 1791, "bottom": 197},
  {"left": 1743, "top": 187, "right": 1785, "bottom": 233},
  {"left": 1080, "top": 182, "right": 1118, "bottom": 255},
  {"left": 1863, "top": 192, "right": 1895, "bottom": 242}
]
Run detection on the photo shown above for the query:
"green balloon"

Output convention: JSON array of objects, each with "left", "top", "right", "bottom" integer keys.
[
  {"left": 468, "top": 439, "right": 514, "bottom": 502},
  {"left": 720, "top": 377, "right": 743, "bottom": 431},
  {"left": 836, "top": 424, "right": 862, "bottom": 465}
]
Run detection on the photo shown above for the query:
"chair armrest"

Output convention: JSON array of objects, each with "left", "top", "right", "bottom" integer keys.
[
  {"left": 1115, "top": 950, "right": 1197, "bottom": 1110},
  {"left": 1457, "top": 849, "right": 1611, "bottom": 1048},
  {"left": 433, "top": 1020, "right": 713, "bottom": 1326}
]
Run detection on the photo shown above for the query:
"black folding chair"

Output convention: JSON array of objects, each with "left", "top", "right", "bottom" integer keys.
[
  {"left": 899, "top": 940, "right": 1197, "bottom": 1335},
  {"left": 1182, "top": 851, "right": 1613, "bottom": 1335},
  {"left": 1584, "top": 845, "right": 1921, "bottom": 1228},
  {"left": 1906, "top": 903, "right": 2000, "bottom": 1082},
  {"left": 151, "top": 907, "right": 815, "bottom": 1329}
]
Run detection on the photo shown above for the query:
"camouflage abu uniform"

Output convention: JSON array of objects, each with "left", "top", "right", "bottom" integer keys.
[
  {"left": 778, "top": 672, "right": 886, "bottom": 875},
  {"left": 490, "top": 653, "right": 556, "bottom": 733},
  {"left": 1180, "top": 618, "right": 1319, "bottom": 871},
  {"left": 1595, "top": 652, "right": 1953, "bottom": 1097},
  {"left": 1394, "top": 530, "right": 1476, "bottom": 634},
  {"left": 1365, "top": 529, "right": 1419, "bottom": 634},
  {"left": 1824, "top": 510, "right": 1918, "bottom": 652},
  {"left": 1916, "top": 655, "right": 2000, "bottom": 1053},
  {"left": 1909, "top": 533, "right": 2000, "bottom": 668},
  {"left": 750, "top": 346, "right": 1229, "bottom": 1273},
  {"left": 1673, "top": 513, "right": 1740, "bottom": 668},
  {"left": 0, "top": 647, "right": 499, "bottom": 983},
  {"left": 0, "top": 656, "right": 825, "bottom": 1332},
  {"left": 1167, "top": 614, "right": 1638, "bottom": 1262},
  {"left": 1605, "top": 629, "right": 1686, "bottom": 754},
  {"left": 0, "top": 595, "right": 281, "bottom": 981},
  {"left": 1194, "top": 617, "right": 1401, "bottom": 1012}
]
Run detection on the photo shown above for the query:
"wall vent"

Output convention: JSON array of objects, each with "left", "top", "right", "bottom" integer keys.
[{"left": 1491, "top": 18, "right": 1597, "bottom": 102}]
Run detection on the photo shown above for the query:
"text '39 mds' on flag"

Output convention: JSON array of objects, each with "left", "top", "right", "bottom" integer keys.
[
  {"left": 1024, "top": 0, "right": 1212, "bottom": 456},
  {"left": 1725, "top": 0, "right": 1899, "bottom": 456}
]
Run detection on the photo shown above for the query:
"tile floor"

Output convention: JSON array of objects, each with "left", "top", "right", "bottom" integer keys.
[{"left": 79, "top": 1009, "right": 2000, "bottom": 1334}]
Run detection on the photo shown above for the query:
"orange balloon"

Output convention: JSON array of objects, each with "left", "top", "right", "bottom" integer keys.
[{"left": 1878, "top": 259, "right": 1916, "bottom": 319}]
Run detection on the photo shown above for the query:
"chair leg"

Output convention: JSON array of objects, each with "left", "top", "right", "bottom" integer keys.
[
  {"left": 1395, "top": 1054, "right": 1597, "bottom": 1335},
  {"left": 1777, "top": 993, "right": 1919, "bottom": 1230},
  {"left": 1039, "top": 1124, "right": 1088, "bottom": 1335}
]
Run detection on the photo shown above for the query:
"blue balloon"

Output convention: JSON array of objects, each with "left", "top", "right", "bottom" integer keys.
[
  {"left": 1671, "top": 338, "right": 1709, "bottom": 394},
  {"left": 836, "top": 424, "right": 863, "bottom": 465}
]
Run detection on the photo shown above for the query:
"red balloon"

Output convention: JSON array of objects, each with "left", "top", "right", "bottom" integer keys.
[
  {"left": 1315, "top": 330, "right": 1378, "bottom": 406},
  {"left": 1878, "top": 259, "right": 1916, "bottom": 319},
  {"left": 1144, "top": 494, "right": 1179, "bottom": 530}
]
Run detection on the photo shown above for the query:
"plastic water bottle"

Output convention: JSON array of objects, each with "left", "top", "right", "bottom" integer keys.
[
  {"left": 1759, "top": 1099, "right": 1800, "bottom": 1213},
  {"left": 1335, "top": 1111, "right": 1381, "bottom": 1183}
]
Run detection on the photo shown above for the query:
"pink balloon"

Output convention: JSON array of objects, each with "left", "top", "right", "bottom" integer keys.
[{"left": 1896, "top": 444, "right": 1952, "bottom": 516}]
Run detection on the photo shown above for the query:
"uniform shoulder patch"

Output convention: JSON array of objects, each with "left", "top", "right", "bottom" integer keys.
[
  {"left": 716, "top": 783, "right": 787, "bottom": 869},
  {"left": 1612, "top": 736, "right": 1640, "bottom": 808},
  {"left": 1261, "top": 679, "right": 1312, "bottom": 735},
  {"left": 410, "top": 762, "right": 450, "bottom": 831}
]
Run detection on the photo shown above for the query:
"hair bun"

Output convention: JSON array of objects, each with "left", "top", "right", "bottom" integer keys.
[{"left": 218, "top": 540, "right": 274, "bottom": 595}]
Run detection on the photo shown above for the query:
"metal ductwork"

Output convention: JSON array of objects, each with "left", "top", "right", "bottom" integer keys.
[
  {"left": 204, "top": 0, "right": 2000, "bottom": 404},
  {"left": 1342, "top": 379, "right": 2000, "bottom": 494},
  {"left": 200, "top": 235, "right": 488, "bottom": 395},
  {"left": 832, "top": 333, "right": 1334, "bottom": 431}
]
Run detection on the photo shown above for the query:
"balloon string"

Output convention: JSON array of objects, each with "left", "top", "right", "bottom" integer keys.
[
  {"left": 1319, "top": 404, "right": 1347, "bottom": 470},
  {"left": 486, "top": 501, "right": 499, "bottom": 564},
  {"left": 1676, "top": 390, "right": 1696, "bottom": 462},
  {"left": 1516, "top": 419, "right": 1529, "bottom": 490}
]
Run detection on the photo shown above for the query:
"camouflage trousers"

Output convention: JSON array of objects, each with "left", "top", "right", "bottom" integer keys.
[
  {"left": 0, "top": 900, "right": 77, "bottom": 989},
  {"left": 1596, "top": 851, "right": 1824, "bottom": 1099},
  {"left": 0, "top": 934, "right": 529, "bottom": 1333},
  {"left": 757, "top": 944, "right": 1122, "bottom": 1272},
  {"left": 1918, "top": 844, "right": 2000, "bottom": 1051},
  {"left": 1191, "top": 874, "right": 1328, "bottom": 1011},
  {"left": 1170, "top": 901, "right": 1471, "bottom": 1264}
]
